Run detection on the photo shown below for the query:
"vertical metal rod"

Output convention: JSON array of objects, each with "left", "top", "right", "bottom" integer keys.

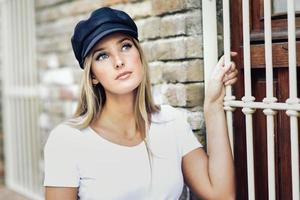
[
  {"left": 222, "top": 0, "right": 236, "bottom": 156},
  {"left": 264, "top": 109, "right": 276, "bottom": 200},
  {"left": 242, "top": 108, "right": 256, "bottom": 200},
  {"left": 241, "top": 0, "right": 256, "bottom": 198},
  {"left": 287, "top": 0, "right": 300, "bottom": 199},
  {"left": 263, "top": 0, "right": 277, "bottom": 199},
  {"left": 288, "top": 113, "right": 300, "bottom": 200}
]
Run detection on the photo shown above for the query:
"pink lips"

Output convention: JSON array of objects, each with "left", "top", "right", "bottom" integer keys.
[{"left": 115, "top": 71, "right": 132, "bottom": 80}]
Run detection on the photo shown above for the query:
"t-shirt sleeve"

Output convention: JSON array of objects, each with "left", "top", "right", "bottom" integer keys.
[
  {"left": 175, "top": 110, "right": 203, "bottom": 157},
  {"left": 43, "top": 124, "right": 80, "bottom": 187}
]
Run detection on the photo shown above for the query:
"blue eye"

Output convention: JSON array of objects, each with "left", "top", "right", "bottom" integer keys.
[
  {"left": 122, "top": 43, "right": 132, "bottom": 51},
  {"left": 96, "top": 53, "right": 108, "bottom": 61}
]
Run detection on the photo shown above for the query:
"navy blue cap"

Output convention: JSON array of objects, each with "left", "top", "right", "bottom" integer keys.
[{"left": 71, "top": 7, "right": 138, "bottom": 69}]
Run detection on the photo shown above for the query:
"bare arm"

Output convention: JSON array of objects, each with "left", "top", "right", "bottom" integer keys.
[
  {"left": 182, "top": 53, "right": 238, "bottom": 200},
  {"left": 45, "top": 187, "right": 78, "bottom": 200}
]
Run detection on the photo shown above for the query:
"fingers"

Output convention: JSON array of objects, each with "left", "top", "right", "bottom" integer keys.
[
  {"left": 215, "top": 60, "right": 235, "bottom": 80},
  {"left": 219, "top": 51, "right": 238, "bottom": 60},
  {"left": 224, "top": 77, "right": 238, "bottom": 86},
  {"left": 212, "top": 51, "right": 238, "bottom": 83},
  {"left": 223, "top": 62, "right": 238, "bottom": 85},
  {"left": 230, "top": 51, "right": 238, "bottom": 57}
]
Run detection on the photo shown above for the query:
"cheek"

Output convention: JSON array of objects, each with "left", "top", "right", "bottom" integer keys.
[
  {"left": 91, "top": 65, "right": 111, "bottom": 85},
  {"left": 132, "top": 52, "right": 143, "bottom": 75}
]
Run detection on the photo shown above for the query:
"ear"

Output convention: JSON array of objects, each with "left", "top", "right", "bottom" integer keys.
[{"left": 91, "top": 74, "right": 100, "bottom": 85}]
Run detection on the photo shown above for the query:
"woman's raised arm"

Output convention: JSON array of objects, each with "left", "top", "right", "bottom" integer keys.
[{"left": 182, "top": 52, "right": 238, "bottom": 200}]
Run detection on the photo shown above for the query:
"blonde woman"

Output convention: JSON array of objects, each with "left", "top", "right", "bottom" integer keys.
[{"left": 44, "top": 7, "right": 237, "bottom": 200}]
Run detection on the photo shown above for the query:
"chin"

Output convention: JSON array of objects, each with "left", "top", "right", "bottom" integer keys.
[{"left": 110, "top": 82, "right": 141, "bottom": 95}]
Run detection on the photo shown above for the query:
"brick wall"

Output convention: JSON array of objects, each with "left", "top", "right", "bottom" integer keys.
[{"left": 35, "top": 0, "right": 206, "bottom": 145}]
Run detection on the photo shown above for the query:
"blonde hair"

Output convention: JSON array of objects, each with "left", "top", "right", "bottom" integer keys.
[{"left": 68, "top": 37, "right": 160, "bottom": 140}]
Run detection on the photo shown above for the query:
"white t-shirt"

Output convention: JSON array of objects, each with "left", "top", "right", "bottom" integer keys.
[{"left": 44, "top": 105, "right": 202, "bottom": 200}]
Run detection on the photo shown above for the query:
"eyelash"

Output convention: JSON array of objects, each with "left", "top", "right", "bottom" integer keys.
[
  {"left": 122, "top": 42, "right": 132, "bottom": 50},
  {"left": 95, "top": 42, "right": 133, "bottom": 61},
  {"left": 96, "top": 52, "right": 108, "bottom": 61}
]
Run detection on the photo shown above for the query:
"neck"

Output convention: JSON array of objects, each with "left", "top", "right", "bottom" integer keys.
[
  {"left": 94, "top": 92, "right": 138, "bottom": 138},
  {"left": 104, "top": 92, "right": 135, "bottom": 119}
]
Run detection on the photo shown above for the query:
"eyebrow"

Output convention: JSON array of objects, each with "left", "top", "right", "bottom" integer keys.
[{"left": 92, "top": 37, "right": 132, "bottom": 54}]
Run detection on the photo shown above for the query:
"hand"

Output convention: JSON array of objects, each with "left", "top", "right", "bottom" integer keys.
[{"left": 204, "top": 52, "right": 238, "bottom": 108}]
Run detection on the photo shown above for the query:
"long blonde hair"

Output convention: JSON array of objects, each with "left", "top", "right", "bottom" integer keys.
[{"left": 68, "top": 37, "right": 160, "bottom": 141}]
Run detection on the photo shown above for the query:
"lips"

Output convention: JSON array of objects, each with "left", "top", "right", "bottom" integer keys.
[{"left": 115, "top": 71, "right": 132, "bottom": 80}]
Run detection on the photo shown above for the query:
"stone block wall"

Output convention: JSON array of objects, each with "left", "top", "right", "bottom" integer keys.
[{"left": 35, "top": 0, "right": 206, "bottom": 146}]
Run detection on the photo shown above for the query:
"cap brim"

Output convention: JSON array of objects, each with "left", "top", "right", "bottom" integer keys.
[{"left": 82, "top": 27, "right": 137, "bottom": 59}]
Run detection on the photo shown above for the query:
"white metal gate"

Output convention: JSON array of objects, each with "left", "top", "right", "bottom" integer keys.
[
  {"left": 1, "top": 0, "right": 43, "bottom": 199},
  {"left": 203, "top": 0, "right": 299, "bottom": 199}
]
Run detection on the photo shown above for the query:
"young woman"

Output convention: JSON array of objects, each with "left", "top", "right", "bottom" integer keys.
[{"left": 44, "top": 7, "right": 237, "bottom": 200}]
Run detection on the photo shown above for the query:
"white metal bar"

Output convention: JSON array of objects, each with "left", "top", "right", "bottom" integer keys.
[
  {"left": 263, "top": 0, "right": 275, "bottom": 100},
  {"left": 223, "top": 0, "right": 235, "bottom": 156},
  {"left": 224, "top": 100, "right": 300, "bottom": 111},
  {"left": 223, "top": 0, "right": 233, "bottom": 98},
  {"left": 287, "top": 0, "right": 297, "bottom": 99},
  {"left": 241, "top": 0, "right": 256, "bottom": 198},
  {"left": 242, "top": 0, "right": 254, "bottom": 100},
  {"left": 288, "top": 113, "right": 300, "bottom": 200},
  {"left": 263, "top": 0, "right": 277, "bottom": 198},
  {"left": 202, "top": 0, "right": 218, "bottom": 91},
  {"left": 242, "top": 108, "right": 256, "bottom": 200},
  {"left": 287, "top": 0, "right": 300, "bottom": 199},
  {"left": 263, "top": 109, "right": 276, "bottom": 200}
]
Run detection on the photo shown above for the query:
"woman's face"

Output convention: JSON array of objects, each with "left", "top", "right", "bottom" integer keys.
[{"left": 90, "top": 33, "right": 143, "bottom": 96}]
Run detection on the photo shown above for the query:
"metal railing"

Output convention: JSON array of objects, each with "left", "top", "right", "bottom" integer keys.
[{"left": 202, "top": 0, "right": 299, "bottom": 199}]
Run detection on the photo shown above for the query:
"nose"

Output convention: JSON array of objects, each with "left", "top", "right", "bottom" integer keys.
[{"left": 114, "top": 54, "right": 124, "bottom": 69}]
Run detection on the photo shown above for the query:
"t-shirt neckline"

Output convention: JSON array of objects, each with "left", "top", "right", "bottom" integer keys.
[{"left": 87, "top": 125, "right": 151, "bottom": 149}]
